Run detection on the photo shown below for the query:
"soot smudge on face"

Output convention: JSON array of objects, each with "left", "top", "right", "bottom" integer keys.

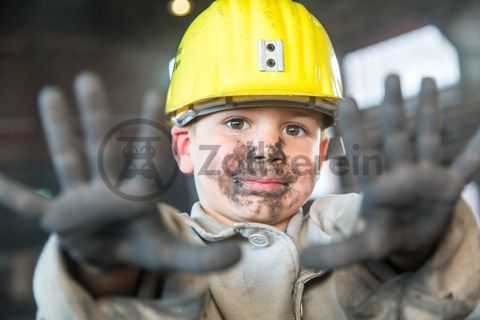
[{"left": 208, "top": 138, "right": 302, "bottom": 218}]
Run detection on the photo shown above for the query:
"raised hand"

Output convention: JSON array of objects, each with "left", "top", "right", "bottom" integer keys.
[
  {"left": 0, "top": 72, "right": 240, "bottom": 273},
  {"left": 302, "top": 74, "right": 480, "bottom": 269}
]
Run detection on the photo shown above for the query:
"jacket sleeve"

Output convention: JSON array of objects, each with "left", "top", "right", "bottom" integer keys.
[
  {"left": 311, "top": 193, "right": 480, "bottom": 320},
  {"left": 33, "top": 202, "right": 209, "bottom": 320}
]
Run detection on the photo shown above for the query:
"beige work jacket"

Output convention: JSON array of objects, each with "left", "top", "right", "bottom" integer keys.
[{"left": 33, "top": 194, "right": 480, "bottom": 319}]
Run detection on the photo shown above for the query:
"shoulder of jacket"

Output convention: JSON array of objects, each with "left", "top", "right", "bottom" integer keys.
[{"left": 157, "top": 202, "right": 204, "bottom": 245}]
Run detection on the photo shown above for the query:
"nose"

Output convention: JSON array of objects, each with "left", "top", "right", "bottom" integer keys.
[{"left": 249, "top": 126, "right": 286, "bottom": 162}]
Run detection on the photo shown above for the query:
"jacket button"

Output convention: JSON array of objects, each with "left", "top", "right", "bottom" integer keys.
[{"left": 248, "top": 233, "right": 269, "bottom": 247}]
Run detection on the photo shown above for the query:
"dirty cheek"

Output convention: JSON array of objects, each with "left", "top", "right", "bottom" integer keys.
[{"left": 206, "top": 139, "right": 311, "bottom": 218}]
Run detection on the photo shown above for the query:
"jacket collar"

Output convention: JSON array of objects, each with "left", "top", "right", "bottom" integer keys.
[{"left": 182, "top": 202, "right": 330, "bottom": 247}]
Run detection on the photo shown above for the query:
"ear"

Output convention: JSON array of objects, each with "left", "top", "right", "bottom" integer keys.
[
  {"left": 317, "top": 135, "right": 330, "bottom": 171},
  {"left": 171, "top": 125, "right": 194, "bottom": 174}
]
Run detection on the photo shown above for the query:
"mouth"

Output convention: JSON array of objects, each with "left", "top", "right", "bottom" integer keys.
[{"left": 234, "top": 176, "right": 290, "bottom": 191}]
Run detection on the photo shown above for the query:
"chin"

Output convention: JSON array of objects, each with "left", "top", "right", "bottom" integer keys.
[{"left": 229, "top": 194, "right": 301, "bottom": 224}]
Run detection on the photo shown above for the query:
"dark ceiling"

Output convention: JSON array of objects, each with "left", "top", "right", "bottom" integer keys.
[{"left": 0, "top": 0, "right": 474, "bottom": 55}]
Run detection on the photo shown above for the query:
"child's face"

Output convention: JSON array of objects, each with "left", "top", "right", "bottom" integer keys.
[{"left": 173, "top": 106, "right": 329, "bottom": 226}]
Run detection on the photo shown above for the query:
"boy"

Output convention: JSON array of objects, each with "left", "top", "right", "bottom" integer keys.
[{"left": 1, "top": 0, "right": 480, "bottom": 319}]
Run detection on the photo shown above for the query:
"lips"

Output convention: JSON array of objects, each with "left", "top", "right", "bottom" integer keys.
[{"left": 234, "top": 176, "right": 291, "bottom": 191}]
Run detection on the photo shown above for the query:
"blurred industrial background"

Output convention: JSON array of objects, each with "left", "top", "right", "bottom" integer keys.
[{"left": 0, "top": 0, "right": 479, "bottom": 318}]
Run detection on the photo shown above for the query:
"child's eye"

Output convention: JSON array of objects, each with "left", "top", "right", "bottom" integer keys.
[
  {"left": 225, "top": 118, "right": 249, "bottom": 130},
  {"left": 283, "top": 124, "right": 306, "bottom": 137}
]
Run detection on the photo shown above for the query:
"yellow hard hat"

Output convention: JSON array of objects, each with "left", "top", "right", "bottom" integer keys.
[{"left": 166, "top": 0, "right": 343, "bottom": 127}]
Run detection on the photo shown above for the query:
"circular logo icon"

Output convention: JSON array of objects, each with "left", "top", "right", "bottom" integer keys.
[{"left": 98, "top": 119, "right": 179, "bottom": 201}]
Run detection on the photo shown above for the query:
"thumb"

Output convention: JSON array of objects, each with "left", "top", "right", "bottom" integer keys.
[{"left": 166, "top": 240, "right": 242, "bottom": 273}]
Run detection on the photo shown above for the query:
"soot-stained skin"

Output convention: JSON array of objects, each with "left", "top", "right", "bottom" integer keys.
[{"left": 209, "top": 138, "right": 304, "bottom": 217}]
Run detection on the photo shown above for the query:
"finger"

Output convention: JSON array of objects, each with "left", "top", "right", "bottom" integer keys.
[
  {"left": 380, "top": 74, "right": 410, "bottom": 167},
  {"left": 138, "top": 215, "right": 241, "bottom": 272},
  {"left": 121, "top": 216, "right": 242, "bottom": 272},
  {"left": 40, "top": 182, "right": 141, "bottom": 234},
  {"left": 130, "top": 233, "right": 242, "bottom": 273},
  {"left": 416, "top": 78, "right": 441, "bottom": 164},
  {"left": 138, "top": 90, "right": 170, "bottom": 190},
  {"left": 39, "top": 87, "right": 87, "bottom": 189},
  {"left": 338, "top": 98, "right": 378, "bottom": 188},
  {"left": 164, "top": 239, "right": 242, "bottom": 273},
  {"left": 0, "top": 174, "right": 51, "bottom": 218},
  {"left": 72, "top": 236, "right": 242, "bottom": 274},
  {"left": 58, "top": 211, "right": 242, "bottom": 273},
  {"left": 301, "top": 231, "right": 388, "bottom": 269},
  {"left": 449, "top": 126, "right": 480, "bottom": 186},
  {"left": 74, "top": 72, "right": 111, "bottom": 179}
]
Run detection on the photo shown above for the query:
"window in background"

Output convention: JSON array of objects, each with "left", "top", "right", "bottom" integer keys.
[
  {"left": 343, "top": 25, "right": 461, "bottom": 108},
  {"left": 309, "top": 159, "right": 342, "bottom": 199}
]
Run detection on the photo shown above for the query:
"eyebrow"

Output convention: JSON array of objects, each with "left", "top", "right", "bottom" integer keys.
[{"left": 286, "top": 110, "right": 325, "bottom": 127}]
